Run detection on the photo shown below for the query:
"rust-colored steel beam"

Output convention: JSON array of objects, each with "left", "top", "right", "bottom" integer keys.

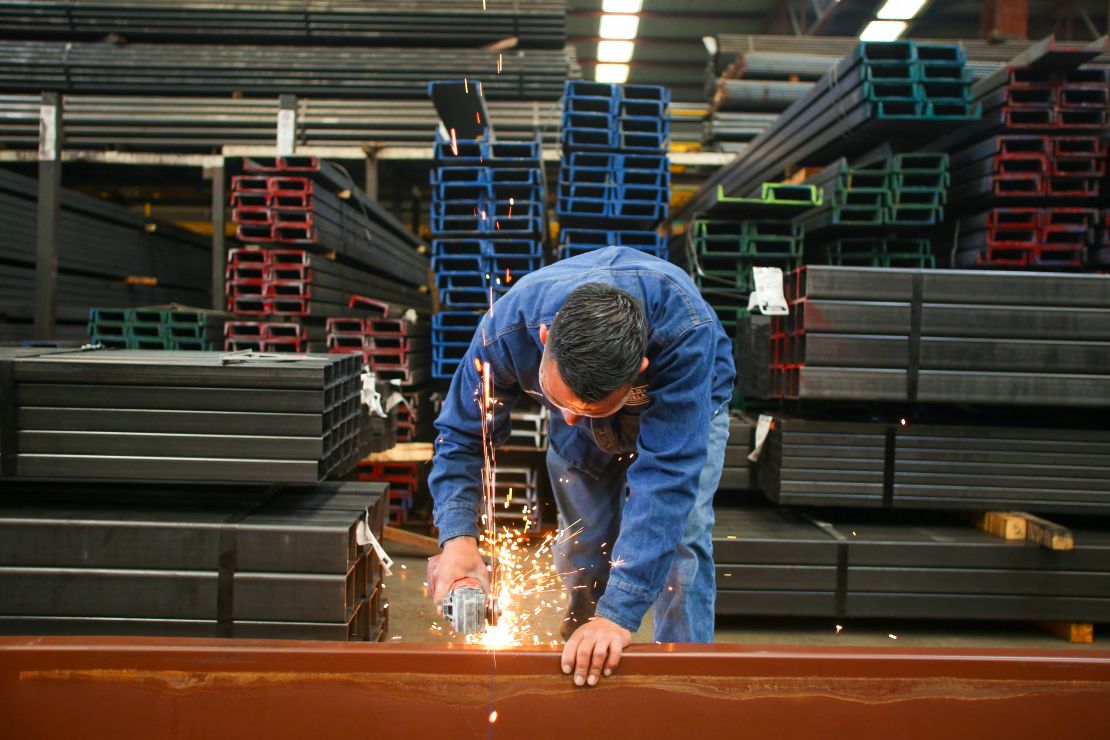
[{"left": 2, "top": 638, "right": 1110, "bottom": 739}]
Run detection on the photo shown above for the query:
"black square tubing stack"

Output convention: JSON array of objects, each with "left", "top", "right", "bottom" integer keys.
[
  {"left": 712, "top": 505, "right": 1110, "bottom": 622},
  {"left": 0, "top": 347, "right": 368, "bottom": 483},
  {"left": 0, "top": 481, "right": 390, "bottom": 641},
  {"left": 757, "top": 416, "right": 1110, "bottom": 515},
  {"left": 768, "top": 265, "right": 1110, "bottom": 407}
]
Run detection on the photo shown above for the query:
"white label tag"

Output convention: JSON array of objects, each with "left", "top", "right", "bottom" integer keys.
[
  {"left": 277, "top": 108, "right": 296, "bottom": 156},
  {"left": 357, "top": 509, "right": 393, "bottom": 577},
  {"left": 748, "top": 414, "right": 774, "bottom": 463},
  {"left": 747, "top": 267, "right": 789, "bottom": 315},
  {"left": 39, "top": 105, "right": 58, "bottom": 161},
  {"left": 361, "top": 369, "right": 386, "bottom": 415}
]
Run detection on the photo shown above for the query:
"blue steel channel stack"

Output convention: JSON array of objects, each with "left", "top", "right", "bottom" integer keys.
[
  {"left": 556, "top": 80, "right": 671, "bottom": 261},
  {"left": 430, "top": 109, "right": 547, "bottom": 380}
]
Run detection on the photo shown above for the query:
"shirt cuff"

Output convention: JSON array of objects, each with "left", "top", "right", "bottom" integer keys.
[
  {"left": 594, "top": 575, "right": 654, "bottom": 633},
  {"left": 433, "top": 502, "right": 480, "bottom": 548}
]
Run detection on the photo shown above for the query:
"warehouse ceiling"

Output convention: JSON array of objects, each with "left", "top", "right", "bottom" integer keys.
[{"left": 568, "top": 0, "right": 1110, "bottom": 103}]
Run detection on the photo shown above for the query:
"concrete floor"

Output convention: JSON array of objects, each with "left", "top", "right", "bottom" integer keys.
[{"left": 382, "top": 551, "right": 1101, "bottom": 650}]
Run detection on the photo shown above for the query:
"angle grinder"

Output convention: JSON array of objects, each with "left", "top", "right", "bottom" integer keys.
[{"left": 428, "top": 555, "right": 499, "bottom": 635}]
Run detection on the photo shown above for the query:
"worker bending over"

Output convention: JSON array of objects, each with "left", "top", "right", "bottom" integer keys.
[{"left": 428, "top": 246, "right": 735, "bottom": 686}]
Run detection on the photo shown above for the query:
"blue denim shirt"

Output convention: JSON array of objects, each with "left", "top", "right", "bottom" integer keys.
[{"left": 429, "top": 247, "right": 736, "bottom": 630}]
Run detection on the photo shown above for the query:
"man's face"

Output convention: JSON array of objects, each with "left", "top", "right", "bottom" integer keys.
[{"left": 537, "top": 352, "right": 632, "bottom": 426}]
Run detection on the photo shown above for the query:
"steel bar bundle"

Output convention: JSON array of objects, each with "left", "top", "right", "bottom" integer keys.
[
  {"left": 0, "top": 0, "right": 566, "bottom": 49},
  {"left": 718, "top": 414, "right": 754, "bottom": 492},
  {"left": 431, "top": 102, "right": 547, "bottom": 379},
  {"left": 0, "top": 481, "right": 388, "bottom": 641},
  {"left": 702, "top": 112, "right": 776, "bottom": 150},
  {"left": 0, "top": 95, "right": 567, "bottom": 149},
  {"left": 954, "top": 204, "right": 1101, "bottom": 268},
  {"left": 759, "top": 416, "right": 1110, "bottom": 514},
  {"left": 688, "top": 219, "right": 803, "bottom": 294},
  {"left": 0, "top": 167, "right": 209, "bottom": 341},
  {"left": 712, "top": 79, "right": 816, "bottom": 113},
  {"left": 714, "top": 505, "right": 1110, "bottom": 621},
  {"left": 0, "top": 348, "right": 367, "bottom": 482},
  {"left": 683, "top": 41, "right": 980, "bottom": 220},
  {"left": 0, "top": 41, "right": 571, "bottom": 100},
  {"left": 88, "top": 305, "right": 225, "bottom": 351},
  {"left": 768, "top": 265, "right": 1110, "bottom": 407},
  {"left": 231, "top": 158, "right": 430, "bottom": 290},
  {"left": 326, "top": 314, "right": 428, "bottom": 388},
  {"left": 735, "top": 313, "right": 772, "bottom": 401}
]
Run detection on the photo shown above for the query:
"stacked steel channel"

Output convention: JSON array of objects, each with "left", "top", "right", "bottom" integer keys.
[
  {"left": 766, "top": 265, "right": 1110, "bottom": 407},
  {"left": 227, "top": 156, "right": 431, "bottom": 366},
  {"left": 556, "top": 80, "right": 671, "bottom": 261},
  {"left": 356, "top": 462, "right": 421, "bottom": 526},
  {"left": 681, "top": 41, "right": 979, "bottom": 219},
  {"left": 0, "top": 348, "right": 367, "bottom": 482},
  {"left": 0, "top": 168, "right": 209, "bottom": 342},
  {"left": 0, "top": 481, "right": 390, "bottom": 641},
  {"left": 326, "top": 315, "right": 429, "bottom": 392},
  {"left": 430, "top": 127, "right": 546, "bottom": 380},
  {"left": 943, "top": 65, "right": 1109, "bottom": 268},
  {"left": 88, "top": 306, "right": 224, "bottom": 351},
  {"left": 796, "top": 151, "right": 949, "bottom": 268}
]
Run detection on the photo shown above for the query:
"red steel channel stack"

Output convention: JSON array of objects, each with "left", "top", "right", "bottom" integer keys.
[
  {"left": 951, "top": 62, "right": 1108, "bottom": 268},
  {"left": 325, "top": 315, "right": 429, "bottom": 388},
  {"left": 357, "top": 462, "right": 420, "bottom": 526}
]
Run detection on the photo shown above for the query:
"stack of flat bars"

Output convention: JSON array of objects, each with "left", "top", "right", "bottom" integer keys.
[
  {"left": 0, "top": 481, "right": 388, "bottom": 641},
  {"left": 713, "top": 505, "right": 1110, "bottom": 622},
  {"left": 0, "top": 348, "right": 366, "bottom": 482},
  {"left": 758, "top": 416, "right": 1110, "bottom": 514}
]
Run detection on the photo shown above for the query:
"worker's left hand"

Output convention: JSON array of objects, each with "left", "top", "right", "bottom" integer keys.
[{"left": 561, "top": 616, "right": 632, "bottom": 687}]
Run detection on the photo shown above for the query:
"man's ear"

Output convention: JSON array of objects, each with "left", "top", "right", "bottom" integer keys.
[
  {"left": 539, "top": 324, "right": 548, "bottom": 345},
  {"left": 639, "top": 356, "right": 649, "bottom": 374}
]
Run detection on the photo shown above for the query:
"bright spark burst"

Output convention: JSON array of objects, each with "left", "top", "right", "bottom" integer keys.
[
  {"left": 450, "top": 127, "right": 459, "bottom": 156},
  {"left": 497, "top": 53, "right": 503, "bottom": 74}
]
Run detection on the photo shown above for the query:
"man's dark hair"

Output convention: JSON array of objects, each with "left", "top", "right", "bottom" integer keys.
[{"left": 547, "top": 282, "right": 648, "bottom": 402}]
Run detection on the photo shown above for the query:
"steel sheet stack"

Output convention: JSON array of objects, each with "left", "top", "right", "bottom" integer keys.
[
  {"left": 556, "top": 81, "right": 671, "bottom": 261},
  {"left": 765, "top": 265, "right": 1110, "bottom": 407},
  {"left": 430, "top": 86, "right": 547, "bottom": 380},
  {"left": 0, "top": 168, "right": 209, "bottom": 342},
  {"left": 713, "top": 506, "right": 1110, "bottom": 621},
  {"left": 0, "top": 348, "right": 367, "bottom": 482},
  {"left": 0, "top": 481, "right": 389, "bottom": 641}
]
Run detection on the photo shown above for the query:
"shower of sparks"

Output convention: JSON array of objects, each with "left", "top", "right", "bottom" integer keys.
[
  {"left": 464, "top": 78, "right": 469, "bottom": 93},
  {"left": 497, "top": 53, "right": 503, "bottom": 74},
  {"left": 835, "top": 624, "right": 843, "bottom": 634},
  {"left": 450, "top": 127, "right": 459, "bottom": 156},
  {"left": 476, "top": 112, "right": 482, "bottom": 125},
  {"left": 489, "top": 711, "right": 498, "bottom": 723},
  {"left": 888, "top": 633, "right": 899, "bottom": 640}
]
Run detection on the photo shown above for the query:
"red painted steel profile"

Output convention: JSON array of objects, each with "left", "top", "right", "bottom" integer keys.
[{"left": 2, "top": 638, "right": 1110, "bottom": 739}]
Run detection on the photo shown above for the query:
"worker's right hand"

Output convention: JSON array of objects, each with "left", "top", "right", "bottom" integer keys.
[{"left": 430, "top": 535, "right": 489, "bottom": 610}]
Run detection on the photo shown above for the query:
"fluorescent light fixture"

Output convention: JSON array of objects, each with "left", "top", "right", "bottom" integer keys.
[
  {"left": 876, "top": 0, "right": 928, "bottom": 20},
  {"left": 595, "top": 63, "right": 631, "bottom": 83},
  {"left": 597, "top": 40, "right": 635, "bottom": 63},
  {"left": 602, "top": 0, "right": 643, "bottom": 12},
  {"left": 859, "top": 19, "right": 908, "bottom": 41},
  {"left": 599, "top": 13, "right": 639, "bottom": 40}
]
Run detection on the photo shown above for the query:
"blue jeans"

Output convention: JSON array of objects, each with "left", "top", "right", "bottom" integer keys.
[{"left": 547, "top": 402, "right": 730, "bottom": 642}]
